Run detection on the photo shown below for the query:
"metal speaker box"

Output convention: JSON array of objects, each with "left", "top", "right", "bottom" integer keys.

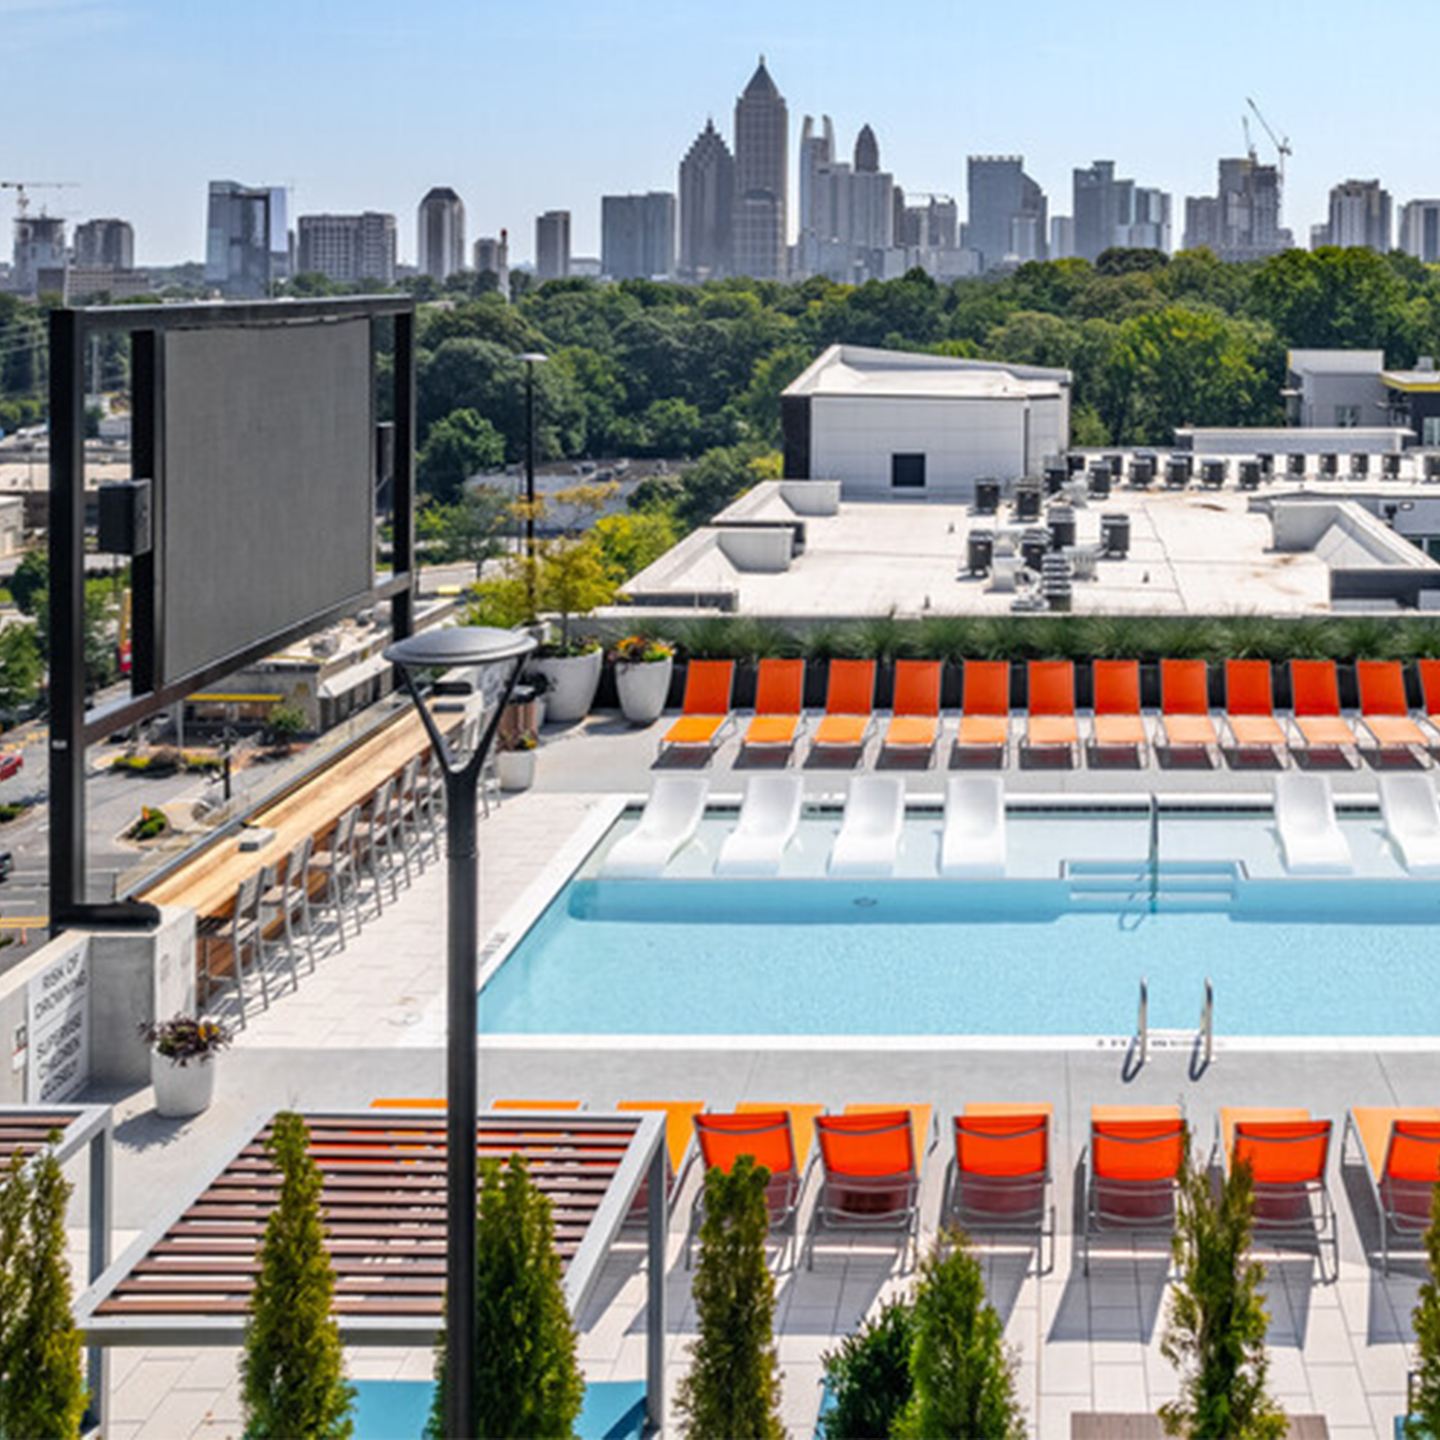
[{"left": 97, "top": 478, "right": 153, "bottom": 556}]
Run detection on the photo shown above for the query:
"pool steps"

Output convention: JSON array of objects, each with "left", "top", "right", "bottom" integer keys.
[{"left": 1065, "top": 859, "right": 1242, "bottom": 912}]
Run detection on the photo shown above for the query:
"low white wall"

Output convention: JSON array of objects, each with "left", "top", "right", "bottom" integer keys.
[
  {"left": 716, "top": 527, "right": 792, "bottom": 573},
  {"left": 0, "top": 909, "right": 197, "bottom": 1104},
  {"left": 778, "top": 479, "right": 841, "bottom": 515}
]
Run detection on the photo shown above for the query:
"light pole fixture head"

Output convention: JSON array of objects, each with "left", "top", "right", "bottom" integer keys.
[
  {"left": 384, "top": 625, "right": 537, "bottom": 673},
  {"left": 518, "top": 350, "right": 548, "bottom": 365}
]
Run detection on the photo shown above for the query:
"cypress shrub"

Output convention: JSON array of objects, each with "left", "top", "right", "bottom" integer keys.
[
  {"left": 893, "top": 1228, "right": 1025, "bottom": 1440},
  {"left": 241, "top": 1112, "right": 354, "bottom": 1439},
  {"left": 0, "top": 1140, "right": 86, "bottom": 1440},
  {"left": 426, "top": 1154, "right": 583, "bottom": 1440},
  {"left": 1406, "top": 1185, "right": 1440, "bottom": 1438},
  {"left": 1159, "top": 1152, "right": 1286, "bottom": 1439},
  {"left": 677, "top": 1155, "right": 785, "bottom": 1440},
  {"left": 820, "top": 1297, "right": 915, "bottom": 1440}
]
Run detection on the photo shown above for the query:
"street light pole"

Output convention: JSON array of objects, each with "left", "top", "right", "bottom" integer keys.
[
  {"left": 383, "top": 624, "right": 537, "bottom": 1440},
  {"left": 518, "top": 352, "right": 547, "bottom": 614}
]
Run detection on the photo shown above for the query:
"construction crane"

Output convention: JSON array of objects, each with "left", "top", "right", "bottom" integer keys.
[
  {"left": 0, "top": 180, "right": 78, "bottom": 217},
  {"left": 1245, "top": 98, "right": 1292, "bottom": 183}
]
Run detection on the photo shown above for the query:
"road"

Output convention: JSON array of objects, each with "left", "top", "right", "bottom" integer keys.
[{"left": 0, "top": 714, "right": 231, "bottom": 977}]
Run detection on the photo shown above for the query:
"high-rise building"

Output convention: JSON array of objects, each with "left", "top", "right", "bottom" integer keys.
[
  {"left": 796, "top": 116, "right": 894, "bottom": 282},
  {"left": 13, "top": 214, "right": 66, "bottom": 295},
  {"left": 535, "top": 210, "right": 571, "bottom": 281},
  {"left": 72, "top": 218, "right": 134, "bottom": 270},
  {"left": 1072, "top": 161, "right": 1171, "bottom": 259},
  {"left": 1401, "top": 201, "right": 1440, "bottom": 263},
  {"left": 601, "top": 193, "right": 676, "bottom": 280},
  {"left": 1182, "top": 158, "right": 1288, "bottom": 261},
  {"left": 416, "top": 187, "right": 466, "bottom": 282},
  {"left": 1316, "top": 179, "right": 1391, "bottom": 251},
  {"left": 732, "top": 57, "right": 788, "bottom": 280},
  {"left": 1050, "top": 216, "right": 1075, "bottom": 260},
  {"left": 205, "top": 180, "right": 288, "bottom": 297},
  {"left": 473, "top": 231, "right": 510, "bottom": 296},
  {"left": 965, "top": 156, "right": 1046, "bottom": 270},
  {"left": 678, "top": 118, "right": 734, "bottom": 280},
  {"left": 295, "top": 212, "right": 396, "bottom": 285}
]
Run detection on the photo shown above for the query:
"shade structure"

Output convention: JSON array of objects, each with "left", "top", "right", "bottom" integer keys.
[{"left": 78, "top": 1109, "right": 667, "bottom": 1429}]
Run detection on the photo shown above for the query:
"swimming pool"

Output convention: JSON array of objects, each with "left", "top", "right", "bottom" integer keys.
[{"left": 477, "top": 806, "right": 1440, "bottom": 1040}]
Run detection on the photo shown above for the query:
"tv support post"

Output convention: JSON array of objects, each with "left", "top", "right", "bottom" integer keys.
[{"left": 48, "top": 295, "right": 417, "bottom": 931}]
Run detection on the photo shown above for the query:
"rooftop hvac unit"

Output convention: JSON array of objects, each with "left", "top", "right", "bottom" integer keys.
[
  {"left": 1200, "top": 459, "right": 1227, "bottom": 488},
  {"left": 1100, "top": 512, "right": 1131, "bottom": 557},
  {"left": 967, "top": 529, "right": 994, "bottom": 575},
  {"left": 1383, "top": 452, "right": 1402, "bottom": 479},
  {"left": 1238, "top": 460, "right": 1261, "bottom": 490},
  {"left": 1014, "top": 484, "right": 1042, "bottom": 522},
  {"left": 1287, "top": 452, "right": 1307, "bottom": 476},
  {"left": 1129, "top": 455, "right": 1156, "bottom": 488},
  {"left": 1165, "top": 456, "right": 1192, "bottom": 488},
  {"left": 974, "top": 478, "right": 1001, "bottom": 515},
  {"left": 1319, "top": 452, "right": 1338, "bottom": 476},
  {"left": 1087, "top": 464, "right": 1112, "bottom": 500}
]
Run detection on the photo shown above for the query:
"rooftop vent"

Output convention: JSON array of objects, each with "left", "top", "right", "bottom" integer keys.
[{"left": 1419, "top": 356, "right": 1436, "bottom": 372}]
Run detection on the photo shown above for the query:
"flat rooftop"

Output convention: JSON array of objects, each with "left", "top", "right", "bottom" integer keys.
[{"left": 624, "top": 470, "right": 1440, "bottom": 619}]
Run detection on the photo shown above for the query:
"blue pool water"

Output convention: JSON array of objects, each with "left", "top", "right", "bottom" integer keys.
[{"left": 478, "top": 877, "right": 1440, "bottom": 1038}]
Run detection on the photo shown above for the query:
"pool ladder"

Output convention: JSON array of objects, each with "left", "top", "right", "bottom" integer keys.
[{"left": 1128, "top": 974, "right": 1214, "bottom": 1078}]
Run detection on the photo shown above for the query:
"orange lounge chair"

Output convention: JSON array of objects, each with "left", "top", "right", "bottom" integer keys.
[
  {"left": 810, "top": 659, "right": 877, "bottom": 755},
  {"left": 617, "top": 1099, "right": 704, "bottom": 1220},
  {"left": 946, "top": 1104, "right": 1055, "bottom": 1274},
  {"left": 688, "top": 1104, "right": 821, "bottom": 1268},
  {"left": 741, "top": 658, "right": 805, "bottom": 757},
  {"left": 1289, "top": 659, "right": 1361, "bottom": 763},
  {"left": 955, "top": 660, "right": 1010, "bottom": 758},
  {"left": 1419, "top": 660, "right": 1440, "bottom": 738},
  {"left": 1158, "top": 658, "right": 1219, "bottom": 760},
  {"left": 490, "top": 1098, "right": 584, "bottom": 1110},
  {"left": 805, "top": 1105, "right": 931, "bottom": 1270},
  {"left": 1025, "top": 660, "right": 1079, "bottom": 761},
  {"left": 1343, "top": 1105, "right": 1440, "bottom": 1272},
  {"left": 1219, "top": 1107, "right": 1337, "bottom": 1279},
  {"left": 1357, "top": 660, "right": 1433, "bottom": 762},
  {"left": 1091, "top": 659, "right": 1147, "bottom": 761},
  {"left": 661, "top": 659, "right": 734, "bottom": 759},
  {"left": 1083, "top": 1105, "right": 1186, "bottom": 1273},
  {"left": 882, "top": 659, "right": 942, "bottom": 762},
  {"left": 1224, "top": 660, "right": 1289, "bottom": 762}
]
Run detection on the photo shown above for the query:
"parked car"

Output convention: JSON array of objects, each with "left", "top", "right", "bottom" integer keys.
[{"left": 0, "top": 753, "right": 21, "bottom": 781}]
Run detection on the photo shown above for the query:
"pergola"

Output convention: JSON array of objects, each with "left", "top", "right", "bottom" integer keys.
[
  {"left": 77, "top": 1109, "right": 668, "bottom": 1433},
  {"left": 0, "top": 1105, "right": 114, "bottom": 1422}
]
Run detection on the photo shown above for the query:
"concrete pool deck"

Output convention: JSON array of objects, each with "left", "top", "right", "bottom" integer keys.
[{"left": 82, "top": 716, "right": 1440, "bottom": 1438}]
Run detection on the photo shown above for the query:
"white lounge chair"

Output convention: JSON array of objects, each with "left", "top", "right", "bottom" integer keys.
[
  {"left": 940, "top": 776, "right": 1006, "bottom": 877},
  {"left": 1273, "top": 774, "right": 1352, "bottom": 874},
  {"left": 1377, "top": 776, "right": 1440, "bottom": 876},
  {"left": 601, "top": 776, "right": 710, "bottom": 878},
  {"left": 829, "top": 775, "right": 905, "bottom": 877},
  {"left": 715, "top": 774, "right": 804, "bottom": 877}
]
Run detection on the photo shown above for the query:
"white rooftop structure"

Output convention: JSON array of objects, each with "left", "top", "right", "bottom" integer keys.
[{"left": 781, "top": 344, "right": 1071, "bottom": 500}]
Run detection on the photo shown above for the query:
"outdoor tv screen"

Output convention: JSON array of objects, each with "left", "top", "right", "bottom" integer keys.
[{"left": 159, "top": 319, "right": 374, "bottom": 685}]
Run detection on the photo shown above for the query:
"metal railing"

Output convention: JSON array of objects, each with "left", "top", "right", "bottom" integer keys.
[
  {"left": 1199, "top": 976, "right": 1215, "bottom": 1072},
  {"left": 1135, "top": 975, "right": 1149, "bottom": 1067},
  {"left": 1147, "top": 792, "right": 1160, "bottom": 912}
]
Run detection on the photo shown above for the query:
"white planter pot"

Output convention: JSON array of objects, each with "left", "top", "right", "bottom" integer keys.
[
  {"left": 496, "top": 749, "right": 536, "bottom": 791},
  {"left": 615, "top": 657, "right": 674, "bottom": 726},
  {"left": 151, "top": 1052, "right": 217, "bottom": 1118},
  {"left": 531, "top": 650, "right": 603, "bottom": 723}
]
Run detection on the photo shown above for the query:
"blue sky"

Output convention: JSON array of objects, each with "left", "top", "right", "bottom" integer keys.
[{"left": 4, "top": 0, "right": 1432, "bottom": 267}]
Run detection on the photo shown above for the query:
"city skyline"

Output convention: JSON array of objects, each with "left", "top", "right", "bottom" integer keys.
[{"left": 5, "top": 0, "right": 1437, "bottom": 268}]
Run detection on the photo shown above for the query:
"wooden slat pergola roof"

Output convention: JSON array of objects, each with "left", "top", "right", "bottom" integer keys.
[
  {"left": 0, "top": 1107, "right": 104, "bottom": 1166},
  {"left": 77, "top": 1108, "right": 669, "bottom": 1436}
]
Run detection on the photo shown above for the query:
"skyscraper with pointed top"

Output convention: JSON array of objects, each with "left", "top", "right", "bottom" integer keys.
[
  {"left": 678, "top": 118, "right": 734, "bottom": 280},
  {"left": 732, "top": 56, "right": 788, "bottom": 280}
]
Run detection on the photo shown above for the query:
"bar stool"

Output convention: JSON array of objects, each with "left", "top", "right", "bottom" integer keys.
[
  {"left": 198, "top": 870, "right": 263, "bottom": 1025},
  {"left": 311, "top": 805, "right": 360, "bottom": 948},
  {"left": 355, "top": 778, "right": 399, "bottom": 915},
  {"left": 262, "top": 834, "right": 317, "bottom": 981}
]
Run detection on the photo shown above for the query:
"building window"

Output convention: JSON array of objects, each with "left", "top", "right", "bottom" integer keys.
[
  {"left": 891, "top": 453, "right": 926, "bottom": 489},
  {"left": 1335, "top": 405, "right": 1361, "bottom": 428},
  {"left": 1425, "top": 417, "right": 1440, "bottom": 447}
]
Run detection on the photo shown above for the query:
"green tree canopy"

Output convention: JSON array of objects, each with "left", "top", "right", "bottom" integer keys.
[{"left": 416, "top": 408, "right": 505, "bottom": 503}]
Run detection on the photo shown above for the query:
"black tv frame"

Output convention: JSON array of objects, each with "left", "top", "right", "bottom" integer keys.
[{"left": 48, "top": 295, "right": 416, "bottom": 929}]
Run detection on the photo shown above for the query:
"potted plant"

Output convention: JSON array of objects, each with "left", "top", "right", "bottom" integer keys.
[
  {"left": 612, "top": 635, "right": 675, "bottom": 726},
  {"left": 521, "top": 669, "right": 551, "bottom": 729},
  {"left": 496, "top": 733, "right": 538, "bottom": 792},
  {"left": 523, "top": 484, "right": 622, "bottom": 722},
  {"left": 139, "top": 1015, "right": 232, "bottom": 1118}
]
